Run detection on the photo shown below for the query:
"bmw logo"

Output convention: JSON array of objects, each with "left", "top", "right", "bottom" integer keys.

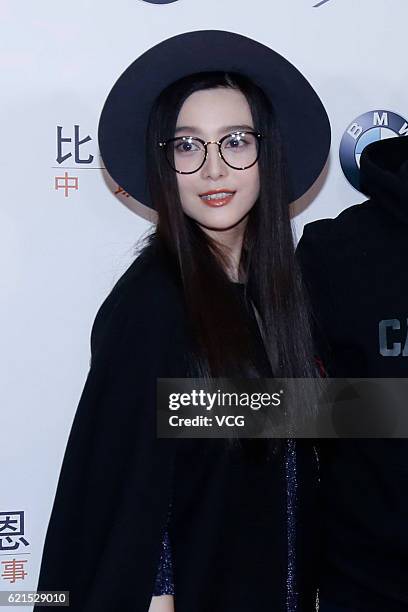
[{"left": 340, "top": 110, "right": 408, "bottom": 191}]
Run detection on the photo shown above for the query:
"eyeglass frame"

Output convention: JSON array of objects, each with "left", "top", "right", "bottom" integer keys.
[{"left": 158, "top": 130, "right": 263, "bottom": 174}]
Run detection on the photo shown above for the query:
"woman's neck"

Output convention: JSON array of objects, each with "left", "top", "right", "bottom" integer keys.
[{"left": 201, "top": 215, "right": 248, "bottom": 282}]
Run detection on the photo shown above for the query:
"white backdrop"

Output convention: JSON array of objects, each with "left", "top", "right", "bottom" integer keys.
[{"left": 1, "top": 0, "right": 407, "bottom": 608}]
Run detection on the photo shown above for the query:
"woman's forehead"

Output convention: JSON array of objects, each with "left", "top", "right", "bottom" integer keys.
[{"left": 176, "top": 88, "right": 254, "bottom": 135}]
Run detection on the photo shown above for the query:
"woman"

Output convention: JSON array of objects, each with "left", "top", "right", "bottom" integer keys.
[{"left": 34, "top": 31, "right": 330, "bottom": 612}]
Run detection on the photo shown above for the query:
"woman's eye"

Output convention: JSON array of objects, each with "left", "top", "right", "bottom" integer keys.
[
  {"left": 175, "top": 141, "right": 199, "bottom": 153},
  {"left": 226, "top": 136, "right": 246, "bottom": 148}
]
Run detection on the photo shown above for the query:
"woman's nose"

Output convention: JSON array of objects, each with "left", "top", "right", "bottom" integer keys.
[{"left": 201, "top": 143, "right": 227, "bottom": 178}]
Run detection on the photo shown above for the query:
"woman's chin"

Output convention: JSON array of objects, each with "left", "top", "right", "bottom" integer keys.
[
  {"left": 197, "top": 217, "right": 247, "bottom": 232},
  {"left": 185, "top": 209, "right": 251, "bottom": 232}
]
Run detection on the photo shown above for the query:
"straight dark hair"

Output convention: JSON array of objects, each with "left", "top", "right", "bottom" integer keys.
[{"left": 140, "top": 71, "right": 320, "bottom": 433}]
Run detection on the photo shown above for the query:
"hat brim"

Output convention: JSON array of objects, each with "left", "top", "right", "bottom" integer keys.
[{"left": 98, "top": 29, "right": 331, "bottom": 209}]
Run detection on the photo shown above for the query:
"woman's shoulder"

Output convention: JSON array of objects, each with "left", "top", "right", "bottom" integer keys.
[
  {"left": 107, "top": 233, "right": 179, "bottom": 297},
  {"left": 90, "top": 234, "right": 185, "bottom": 359}
]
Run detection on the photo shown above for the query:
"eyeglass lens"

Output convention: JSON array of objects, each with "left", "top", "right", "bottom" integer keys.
[{"left": 165, "top": 132, "right": 259, "bottom": 173}]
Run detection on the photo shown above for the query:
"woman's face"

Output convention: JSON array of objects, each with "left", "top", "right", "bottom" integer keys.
[{"left": 174, "top": 87, "right": 260, "bottom": 233}]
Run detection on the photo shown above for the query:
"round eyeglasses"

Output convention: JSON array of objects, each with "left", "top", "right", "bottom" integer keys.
[{"left": 158, "top": 131, "right": 262, "bottom": 174}]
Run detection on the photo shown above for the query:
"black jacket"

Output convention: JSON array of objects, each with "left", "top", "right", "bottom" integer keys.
[
  {"left": 34, "top": 236, "right": 319, "bottom": 611},
  {"left": 297, "top": 136, "right": 408, "bottom": 611}
]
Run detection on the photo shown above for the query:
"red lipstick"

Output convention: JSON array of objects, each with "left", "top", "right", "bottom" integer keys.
[{"left": 199, "top": 189, "right": 236, "bottom": 207}]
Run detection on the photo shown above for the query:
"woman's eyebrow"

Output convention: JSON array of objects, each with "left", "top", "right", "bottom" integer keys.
[{"left": 174, "top": 124, "right": 254, "bottom": 135}]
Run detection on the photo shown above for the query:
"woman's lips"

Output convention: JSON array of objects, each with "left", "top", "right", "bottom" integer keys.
[{"left": 199, "top": 192, "right": 236, "bottom": 207}]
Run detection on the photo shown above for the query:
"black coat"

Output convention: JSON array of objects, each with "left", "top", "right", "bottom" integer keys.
[
  {"left": 296, "top": 136, "right": 408, "bottom": 611},
  {"left": 34, "top": 236, "right": 319, "bottom": 612}
]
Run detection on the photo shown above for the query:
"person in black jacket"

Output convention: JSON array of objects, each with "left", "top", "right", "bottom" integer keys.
[
  {"left": 297, "top": 135, "right": 408, "bottom": 612},
  {"left": 34, "top": 30, "right": 331, "bottom": 611}
]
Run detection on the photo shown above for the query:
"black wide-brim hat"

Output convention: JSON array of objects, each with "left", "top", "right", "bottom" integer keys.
[{"left": 98, "top": 29, "right": 331, "bottom": 209}]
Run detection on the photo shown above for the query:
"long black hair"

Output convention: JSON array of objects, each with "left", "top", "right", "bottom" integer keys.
[{"left": 140, "top": 71, "right": 319, "bottom": 434}]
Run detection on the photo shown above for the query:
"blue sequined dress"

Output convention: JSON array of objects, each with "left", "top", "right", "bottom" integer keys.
[{"left": 153, "top": 511, "right": 175, "bottom": 596}]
